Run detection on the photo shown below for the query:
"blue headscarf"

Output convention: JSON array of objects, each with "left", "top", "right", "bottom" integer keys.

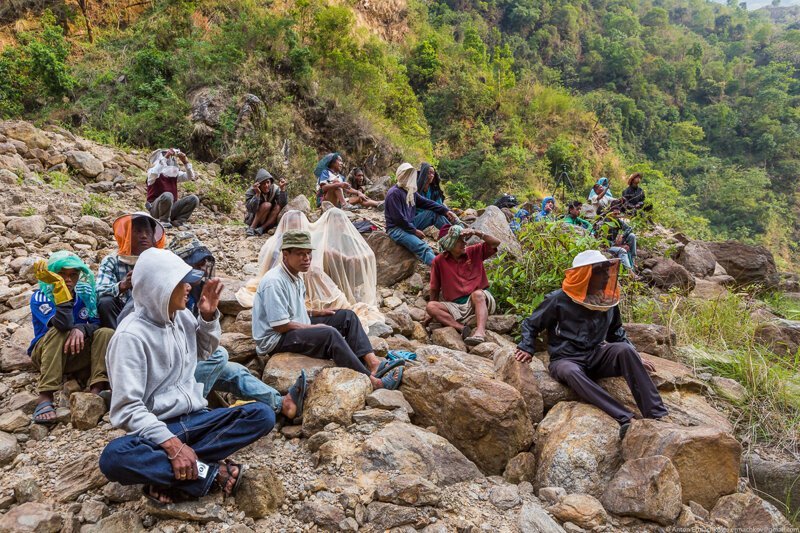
[
  {"left": 510, "top": 208, "right": 531, "bottom": 233},
  {"left": 39, "top": 251, "right": 97, "bottom": 318},
  {"left": 535, "top": 196, "right": 556, "bottom": 222},
  {"left": 314, "top": 153, "right": 341, "bottom": 179},
  {"left": 589, "top": 177, "right": 614, "bottom": 201}
]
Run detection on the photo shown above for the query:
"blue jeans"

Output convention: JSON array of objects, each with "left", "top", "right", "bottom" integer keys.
[
  {"left": 388, "top": 227, "right": 435, "bottom": 265},
  {"left": 625, "top": 233, "right": 637, "bottom": 263},
  {"left": 194, "top": 347, "right": 283, "bottom": 413},
  {"left": 608, "top": 246, "right": 633, "bottom": 270},
  {"left": 99, "top": 403, "right": 274, "bottom": 497},
  {"left": 414, "top": 209, "right": 448, "bottom": 231}
]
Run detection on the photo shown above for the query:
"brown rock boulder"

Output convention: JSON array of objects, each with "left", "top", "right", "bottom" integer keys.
[
  {"left": 366, "top": 232, "right": 417, "bottom": 286},
  {"left": 235, "top": 469, "right": 285, "bottom": 518},
  {"left": 754, "top": 318, "right": 800, "bottom": 357},
  {"left": 400, "top": 364, "right": 534, "bottom": 475},
  {"left": 710, "top": 492, "right": 791, "bottom": 529},
  {"left": 302, "top": 368, "right": 372, "bottom": 435},
  {"left": 601, "top": 455, "right": 683, "bottom": 525},
  {"left": 503, "top": 452, "right": 537, "bottom": 484},
  {"left": 622, "top": 419, "right": 741, "bottom": 509},
  {"left": 494, "top": 348, "right": 544, "bottom": 423},
  {"left": 642, "top": 258, "right": 695, "bottom": 293},
  {"left": 430, "top": 326, "right": 467, "bottom": 352},
  {"left": 674, "top": 241, "right": 716, "bottom": 277},
  {"left": 466, "top": 206, "right": 521, "bottom": 256},
  {"left": 705, "top": 240, "right": 779, "bottom": 289},
  {"left": 547, "top": 494, "right": 607, "bottom": 530},
  {"left": 219, "top": 332, "right": 256, "bottom": 363},
  {"left": 534, "top": 402, "right": 621, "bottom": 498},
  {"left": 262, "top": 353, "right": 336, "bottom": 394},
  {"left": 69, "top": 392, "right": 107, "bottom": 430},
  {"left": 623, "top": 323, "right": 676, "bottom": 360}
]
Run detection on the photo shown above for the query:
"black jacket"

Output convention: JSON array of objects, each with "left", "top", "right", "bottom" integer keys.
[
  {"left": 622, "top": 186, "right": 645, "bottom": 207},
  {"left": 517, "top": 289, "right": 629, "bottom": 360}
]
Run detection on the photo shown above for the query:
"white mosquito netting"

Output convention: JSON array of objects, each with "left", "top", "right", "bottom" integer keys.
[{"left": 236, "top": 208, "right": 383, "bottom": 328}]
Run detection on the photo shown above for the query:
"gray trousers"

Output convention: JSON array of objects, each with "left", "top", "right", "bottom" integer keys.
[
  {"left": 147, "top": 192, "right": 199, "bottom": 224},
  {"left": 549, "top": 342, "right": 668, "bottom": 424}
]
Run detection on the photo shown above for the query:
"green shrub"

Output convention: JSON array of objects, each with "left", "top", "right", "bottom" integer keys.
[
  {"left": 46, "top": 171, "right": 72, "bottom": 190},
  {"left": 202, "top": 175, "right": 243, "bottom": 214},
  {"left": 81, "top": 194, "right": 113, "bottom": 217}
]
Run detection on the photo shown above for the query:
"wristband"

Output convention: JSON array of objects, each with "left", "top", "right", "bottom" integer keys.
[{"left": 167, "top": 442, "right": 186, "bottom": 461}]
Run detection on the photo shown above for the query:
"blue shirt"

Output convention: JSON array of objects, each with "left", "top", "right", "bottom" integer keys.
[
  {"left": 28, "top": 290, "right": 96, "bottom": 354},
  {"left": 252, "top": 264, "right": 311, "bottom": 355}
]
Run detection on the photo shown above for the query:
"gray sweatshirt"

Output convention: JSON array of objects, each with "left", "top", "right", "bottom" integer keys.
[{"left": 106, "top": 248, "right": 220, "bottom": 445}]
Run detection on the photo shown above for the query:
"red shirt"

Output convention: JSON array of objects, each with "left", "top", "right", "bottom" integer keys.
[{"left": 430, "top": 242, "right": 496, "bottom": 302}]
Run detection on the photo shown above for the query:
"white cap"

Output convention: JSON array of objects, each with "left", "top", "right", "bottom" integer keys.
[{"left": 571, "top": 250, "right": 610, "bottom": 269}]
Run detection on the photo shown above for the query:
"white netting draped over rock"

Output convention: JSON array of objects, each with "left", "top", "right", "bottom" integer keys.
[{"left": 235, "top": 209, "right": 383, "bottom": 328}]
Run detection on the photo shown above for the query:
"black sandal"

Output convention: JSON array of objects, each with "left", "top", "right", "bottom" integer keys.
[{"left": 217, "top": 460, "right": 246, "bottom": 497}]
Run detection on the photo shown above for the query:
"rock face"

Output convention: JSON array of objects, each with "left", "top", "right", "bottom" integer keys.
[
  {"left": 602, "top": 455, "right": 683, "bottom": 525},
  {"left": 6, "top": 215, "right": 46, "bottom": 240},
  {"left": 674, "top": 241, "right": 716, "bottom": 277},
  {"left": 493, "top": 349, "right": 544, "bottom": 423},
  {"left": 302, "top": 368, "right": 372, "bottom": 435},
  {"left": 467, "top": 205, "right": 521, "bottom": 256},
  {"left": 366, "top": 231, "right": 417, "bottom": 286},
  {"left": 262, "top": 353, "right": 335, "bottom": 394},
  {"left": 754, "top": 318, "right": 800, "bottom": 357},
  {"left": 518, "top": 502, "right": 567, "bottom": 533},
  {"left": 0, "top": 431, "right": 20, "bottom": 465},
  {"left": 711, "top": 492, "right": 791, "bottom": 529},
  {"left": 642, "top": 258, "right": 696, "bottom": 292},
  {"left": 235, "top": 469, "right": 285, "bottom": 518},
  {"left": 547, "top": 494, "right": 608, "bottom": 530},
  {"left": 359, "top": 422, "right": 482, "bottom": 486},
  {"left": 401, "top": 364, "right": 534, "bottom": 475},
  {"left": 69, "top": 392, "right": 106, "bottom": 430},
  {"left": 534, "top": 402, "right": 621, "bottom": 499},
  {"left": 622, "top": 419, "right": 741, "bottom": 510},
  {"left": 374, "top": 474, "right": 440, "bottom": 507},
  {"left": 705, "top": 240, "right": 780, "bottom": 289},
  {"left": 66, "top": 150, "right": 104, "bottom": 178},
  {"left": 0, "top": 502, "right": 62, "bottom": 532},
  {"left": 742, "top": 453, "right": 800, "bottom": 519},
  {"left": 624, "top": 323, "right": 675, "bottom": 360}
]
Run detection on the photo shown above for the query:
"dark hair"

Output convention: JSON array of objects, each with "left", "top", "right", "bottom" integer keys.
[
  {"left": 567, "top": 201, "right": 583, "bottom": 210},
  {"left": 349, "top": 168, "right": 366, "bottom": 189}
]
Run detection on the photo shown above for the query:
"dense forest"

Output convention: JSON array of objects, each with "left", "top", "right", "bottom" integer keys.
[{"left": 1, "top": 0, "right": 799, "bottom": 262}]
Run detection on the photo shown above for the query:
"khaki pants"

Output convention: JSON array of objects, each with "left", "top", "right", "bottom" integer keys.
[{"left": 30, "top": 328, "right": 112, "bottom": 393}]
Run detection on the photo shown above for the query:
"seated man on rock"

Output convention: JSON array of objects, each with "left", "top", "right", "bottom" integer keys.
[
  {"left": 385, "top": 162, "right": 457, "bottom": 265},
  {"left": 96, "top": 212, "right": 166, "bottom": 329},
  {"left": 253, "top": 230, "right": 403, "bottom": 390},
  {"left": 244, "top": 168, "right": 288, "bottom": 237},
  {"left": 167, "top": 232, "right": 306, "bottom": 421},
  {"left": 28, "top": 252, "right": 112, "bottom": 425},
  {"left": 425, "top": 224, "right": 500, "bottom": 346},
  {"left": 563, "top": 201, "right": 591, "bottom": 230},
  {"left": 146, "top": 148, "right": 199, "bottom": 229},
  {"left": 99, "top": 248, "right": 274, "bottom": 504},
  {"left": 514, "top": 250, "right": 668, "bottom": 439}
]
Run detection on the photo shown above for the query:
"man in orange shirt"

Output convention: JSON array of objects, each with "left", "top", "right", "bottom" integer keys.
[{"left": 425, "top": 224, "right": 501, "bottom": 346}]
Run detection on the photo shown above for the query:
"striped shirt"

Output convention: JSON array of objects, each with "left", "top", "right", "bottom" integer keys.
[{"left": 96, "top": 253, "right": 134, "bottom": 304}]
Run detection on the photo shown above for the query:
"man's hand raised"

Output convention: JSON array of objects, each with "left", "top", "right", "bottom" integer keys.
[{"left": 198, "top": 278, "right": 223, "bottom": 321}]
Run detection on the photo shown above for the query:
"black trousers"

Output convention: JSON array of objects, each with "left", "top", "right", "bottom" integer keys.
[
  {"left": 273, "top": 310, "right": 374, "bottom": 376},
  {"left": 549, "top": 342, "right": 668, "bottom": 424},
  {"left": 98, "top": 295, "right": 127, "bottom": 330}
]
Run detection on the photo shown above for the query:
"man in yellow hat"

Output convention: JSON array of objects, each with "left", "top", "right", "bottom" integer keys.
[{"left": 514, "top": 250, "right": 667, "bottom": 439}]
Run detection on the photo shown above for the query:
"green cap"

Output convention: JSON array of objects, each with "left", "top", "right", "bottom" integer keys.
[{"left": 281, "top": 230, "right": 315, "bottom": 250}]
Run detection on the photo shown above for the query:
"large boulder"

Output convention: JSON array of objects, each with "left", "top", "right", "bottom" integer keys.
[
  {"left": 754, "top": 318, "right": 800, "bottom": 357},
  {"left": 66, "top": 150, "right": 104, "bottom": 178},
  {"left": 359, "top": 422, "right": 483, "bottom": 486},
  {"left": 624, "top": 323, "right": 676, "bottom": 360},
  {"left": 641, "top": 258, "right": 695, "bottom": 293},
  {"left": 262, "top": 353, "right": 336, "bottom": 394},
  {"left": 218, "top": 332, "right": 256, "bottom": 363},
  {"left": 674, "top": 241, "right": 716, "bottom": 277},
  {"left": 217, "top": 277, "right": 247, "bottom": 315},
  {"left": 0, "top": 121, "right": 51, "bottom": 149},
  {"left": 365, "top": 175, "right": 392, "bottom": 200},
  {"left": 400, "top": 364, "right": 534, "bottom": 474},
  {"left": 302, "top": 368, "right": 372, "bottom": 435},
  {"left": 286, "top": 194, "right": 311, "bottom": 215},
  {"left": 466, "top": 205, "right": 521, "bottom": 256},
  {"left": 493, "top": 348, "right": 544, "bottom": 423},
  {"left": 742, "top": 452, "right": 800, "bottom": 519},
  {"left": 705, "top": 240, "right": 780, "bottom": 289},
  {"left": 76, "top": 215, "right": 112, "bottom": 237},
  {"left": 534, "top": 402, "right": 622, "bottom": 498},
  {"left": 0, "top": 502, "right": 62, "bottom": 532},
  {"left": 69, "top": 392, "right": 107, "bottom": 430},
  {"left": 366, "top": 232, "right": 417, "bottom": 286},
  {"left": 547, "top": 494, "right": 608, "bottom": 530},
  {"left": 711, "top": 492, "right": 791, "bottom": 529},
  {"left": 601, "top": 455, "right": 683, "bottom": 525},
  {"left": 6, "top": 215, "right": 46, "bottom": 240},
  {"left": 622, "top": 419, "right": 741, "bottom": 510}
]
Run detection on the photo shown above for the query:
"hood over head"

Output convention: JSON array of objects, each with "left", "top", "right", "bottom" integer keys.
[
  {"left": 132, "top": 248, "right": 192, "bottom": 326},
  {"left": 112, "top": 212, "right": 166, "bottom": 260},
  {"left": 540, "top": 196, "right": 556, "bottom": 215},
  {"left": 395, "top": 162, "right": 418, "bottom": 205}
]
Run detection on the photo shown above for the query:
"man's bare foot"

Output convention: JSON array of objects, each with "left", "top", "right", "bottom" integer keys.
[
  {"left": 146, "top": 485, "right": 173, "bottom": 504},
  {"left": 281, "top": 394, "right": 297, "bottom": 419},
  {"left": 369, "top": 375, "right": 384, "bottom": 389}
]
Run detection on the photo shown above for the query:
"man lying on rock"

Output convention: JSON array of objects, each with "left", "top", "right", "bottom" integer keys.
[
  {"left": 514, "top": 250, "right": 668, "bottom": 439},
  {"left": 96, "top": 212, "right": 166, "bottom": 329},
  {"left": 28, "top": 252, "right": 113, "bottom": 425},
  {"left": 99, "top": 248, "right": 274, "bottom": 504},
  {"left": 252, "top": 229, "right": 404, "bottom": 390},
  {"left": 145, "top": 147, "right": 199, "bottom": 229},
  {"left": 425, "top": 224, "right": 501, "bottom": 346}
]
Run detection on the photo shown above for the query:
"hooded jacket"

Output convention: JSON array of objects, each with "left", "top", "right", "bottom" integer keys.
[
  {"left": 106, "top": 248, "right": 221, "bottom": 444},
  {"left": 535, "top": 197, "right": 556, "bottom": 222},
  {"left": 416, "top": 163, "right": 444, "bottom": 205}
]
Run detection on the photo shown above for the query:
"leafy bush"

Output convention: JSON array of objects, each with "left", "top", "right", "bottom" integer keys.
[
  {"left": 81, "top": 194, "right": 113, "bottom": 217},
  {"left": 487, "top": 221, "right": 604, "bottom": 317},
  {"left": 201, "top": 175, "right": 243, "bottom": 214}
]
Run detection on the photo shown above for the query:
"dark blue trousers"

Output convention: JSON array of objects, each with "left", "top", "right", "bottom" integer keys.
[{"left": 99, "top": 403, "right": 274, "bottom": 497}]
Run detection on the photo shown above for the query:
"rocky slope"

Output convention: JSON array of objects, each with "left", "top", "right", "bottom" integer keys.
[{"left": 0, "top": 120, "right": 795, "bottom": 532}]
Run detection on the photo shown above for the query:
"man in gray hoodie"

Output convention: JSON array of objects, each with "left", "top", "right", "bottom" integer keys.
[{"left": 99, "top": 248, "right": 273, "bottom": 503}]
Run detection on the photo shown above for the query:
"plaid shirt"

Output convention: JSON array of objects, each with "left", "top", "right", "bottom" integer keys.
[{"left": 96, "top": 253, "right": 134, "bottom": 304}]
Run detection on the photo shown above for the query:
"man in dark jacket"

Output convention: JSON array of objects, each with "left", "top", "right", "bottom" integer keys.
[
  {"left": 385, "top": 162, "right": 457, "bottom": 265},
  {"left": 245, "top": 168, "right": 288, "bottom": 237},
  {"left": 514, "top": 250, "right": 667, "bottom": 438}
]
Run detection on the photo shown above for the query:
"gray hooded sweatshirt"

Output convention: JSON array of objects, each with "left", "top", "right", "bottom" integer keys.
[{"left": 106, "top": 248, "right": 221, "bottom": 445}]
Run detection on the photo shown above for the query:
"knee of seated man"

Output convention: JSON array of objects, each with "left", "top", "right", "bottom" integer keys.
[
  {"left": 238, "top": 402, "right": 275, "bottom": 431},
  {"left": 470, "top": 290, "right": 486, "bottom": 302},
  {"left": 99, "top": 438, "right": 131, "bottom": 478},
  {"left": 162, "top": 192, "right": 175, "bottom": 202},
  {"left": 92, "top": 327, "right": 115, "bottom": 343},
  {"left": 258, "top": 201, "right": 272, "bottom": 213}
]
